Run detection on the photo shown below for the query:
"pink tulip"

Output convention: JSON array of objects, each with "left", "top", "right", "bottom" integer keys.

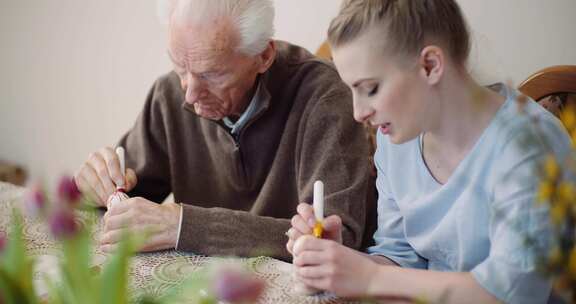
[
  {"left": 213, "top": 268, "right": 265, "bottom": 303},
  {"left": 25, "top": 183, "right": 47, "bottom": 217},
  {"left": 57, "top": 176, "right": 82, "bottom": 206},
  {"left": 49, "top": 210, "right": 78, "bottom": 239}
]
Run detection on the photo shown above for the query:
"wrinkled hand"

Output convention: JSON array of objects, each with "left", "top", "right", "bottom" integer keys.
[
  {"left": 74, "top": 147, "right": 137, "bottom": 207},
  {"left": 286, "top": 203, "right": 343, "bottom": 254},
  {"left": 292, "top": 235, "right": 379, "bottom": 298},
  {"left": 99, "top": 197, "right": 180, "bottom": 253}
]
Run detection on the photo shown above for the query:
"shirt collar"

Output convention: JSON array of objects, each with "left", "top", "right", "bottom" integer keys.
[{"left": 223, "top": 77, "right": 267, "bottom": 135}]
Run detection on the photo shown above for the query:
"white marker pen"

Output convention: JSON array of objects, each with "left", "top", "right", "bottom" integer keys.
[
  {"left": 106, "top": 146, "right": 130, "bottom": 209},
  {"left": 312, "top": 180, "right": 324, "bottom": 238}
]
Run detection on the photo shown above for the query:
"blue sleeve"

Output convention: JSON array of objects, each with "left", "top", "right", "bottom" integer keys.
[
  {"left": 367, "top": 133, "right": 428, "bottom": 269},
  {"left": 471, "top": 117, "right": 570, "bottom": 304}
]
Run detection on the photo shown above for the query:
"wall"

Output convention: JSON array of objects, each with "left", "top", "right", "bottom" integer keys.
[
  {"left": 460, "top": 0, "right": 576, "bottom": 84},
  {"left": 0, "top": 0, "right": 575, "bottom": 185}
]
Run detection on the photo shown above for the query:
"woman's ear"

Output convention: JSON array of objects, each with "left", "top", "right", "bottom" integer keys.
[
  {"left": 418, "top": 45, "right": 444, "bottom": 85},
  {"left": 256, "top": 40, "right": 276, "bottom": 74}
]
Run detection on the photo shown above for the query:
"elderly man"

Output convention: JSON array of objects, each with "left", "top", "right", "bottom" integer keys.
[{"left": 74, "top": 0, "right": 374, "bottom": 260}]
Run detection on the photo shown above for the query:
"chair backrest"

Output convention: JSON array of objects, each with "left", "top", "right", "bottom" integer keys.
[
  {"left": 518, "top": 65, "right": 576, "bottom": 101},
  {"left": 315, "top": 41, "right": 332, "bottom": 61}
]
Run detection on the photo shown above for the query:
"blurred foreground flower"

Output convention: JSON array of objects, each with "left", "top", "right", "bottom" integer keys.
[
  {"left": 510, "top": 92, "right": 576, "bottom": 302},
  {"left": 2, "top": 175, "right": 268, "bottom": 304},
  {"left": 24, "top": 183, "right": 47, "bottom": 217},
  {"left": 48, "top": 209, "right": 78, "bottom": 240},
  {"left": 561, "top": 103, "right": 576, "bottom": 144},
  {"left": 57, "top": 175, "right": 82, "bottom": 206},
  {"left": 23, "top": 175, "right": 83, "bottom": 241},
  {"left": 213, "top": 265, "right": 265, "bottom": 303},
  {"left": 0, "top": 174, "right": 143, "bottom": 304},
  {"left": 532, "top": 149, "right": 576, "bottom": 302},
  {"left": 159, "top": 259, "right": 266, "bottom": 304}
]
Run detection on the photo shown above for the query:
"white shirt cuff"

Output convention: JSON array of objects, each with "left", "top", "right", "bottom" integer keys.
[{"left": 174, "top": 203, "right": 184, "bottom": 250}]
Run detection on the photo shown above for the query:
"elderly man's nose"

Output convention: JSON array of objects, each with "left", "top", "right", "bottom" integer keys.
[{"left": 182, "top": 75, "right": 204, "bottom": 103}]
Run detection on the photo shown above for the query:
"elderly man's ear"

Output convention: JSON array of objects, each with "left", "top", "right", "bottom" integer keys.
[{"left": 256, "top": 40, "right": 276, "bottom": 74}]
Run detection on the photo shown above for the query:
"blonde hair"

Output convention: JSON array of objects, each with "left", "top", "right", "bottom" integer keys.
[{"left": 328, "top": 0, "right": 470, "bottom": 65}]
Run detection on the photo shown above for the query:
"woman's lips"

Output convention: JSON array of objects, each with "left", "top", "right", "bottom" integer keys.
[{"left": 379, "top": 123, "right": 391, "bottom": 135}]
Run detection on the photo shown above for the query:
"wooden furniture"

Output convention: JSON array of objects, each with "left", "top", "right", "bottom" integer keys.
[
  {"left": 518, "top": 65, "right": 576, "bottom": 101},
  {"left": 0, "top": 160, "right": 27, "bottom": 186},
  {"left": 316, "top": 41, "right": 332, "bottom": 61}
]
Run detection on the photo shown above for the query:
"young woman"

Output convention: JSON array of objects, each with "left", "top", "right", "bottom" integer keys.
[{"left": 285, "top": 1, "right": 572, "bottom": 303}]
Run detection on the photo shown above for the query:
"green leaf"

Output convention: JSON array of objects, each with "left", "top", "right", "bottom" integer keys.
[
  {"left": 43, "top": 272, "right": 65, "bottom": 304},
  {"left": 98, "top": 230, "right": 139, "bottom": 304},
  {"left": 158, "top": 265, "right": 215, "bottom": 304},
  {"left": 0, "top": 209, "right": 37, "bottom": 304},
  {"left": 0, "top": 267, "right": 27, "bottom": 304},
  {"left": 2, "top": 210, "right": 26, "bottom": 279},
  {"left": 58, "top": 211, "right": 100, "bottom": 304}
]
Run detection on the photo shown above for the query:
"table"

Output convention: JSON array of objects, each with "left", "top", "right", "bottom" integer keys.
[{"left": 0, "top": 182, "right": 357, "bottom": 303}]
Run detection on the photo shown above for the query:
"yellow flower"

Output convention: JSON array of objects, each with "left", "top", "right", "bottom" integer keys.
[
  {"left": 569, "top": 247, "right": 576, "bottom": 278},
  {"left": 542, "top": 155, "right": 560, "bottom": 181},
  {"left": 557, "top": 182, "right": 576, "bottom": 204},
  {"left": 561, "top": 105, "right": 576, "bottom": 131},
  {"left": 537, "top": 181, "right": 554, "bottom": 204},
  {"left": 550, "top": 204, "right": 567, "bottom": 226},
  {"left": 548, "top": 246, "right": 563, "bottom": 267}
]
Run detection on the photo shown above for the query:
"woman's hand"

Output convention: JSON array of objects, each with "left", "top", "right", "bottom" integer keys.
[
  {"left": 286, "top": 203, "right": 343, "bottom": 254},
  {"left": 292, "top": 235, "right": 381, "bottom": 298}
]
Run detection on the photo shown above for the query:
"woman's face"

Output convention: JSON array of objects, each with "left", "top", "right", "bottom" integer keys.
[{"left": 333, "top": 27, "right": 435, "bottom": 144}]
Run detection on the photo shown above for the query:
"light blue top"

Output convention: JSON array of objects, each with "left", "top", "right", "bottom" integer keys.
[
  {"left": 367, "top": 84, "right": 572, "bottom": 303},
  {"left": 222, "top": 78, "right": 266, "bottom": 136}
]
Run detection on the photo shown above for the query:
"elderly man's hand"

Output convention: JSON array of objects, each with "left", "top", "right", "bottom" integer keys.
[
  {"left": 74, "top": 146, "right": 138, "bottom": 207},
  {"left": 99, "top": 197, "right": 181, "bottom": 253}
]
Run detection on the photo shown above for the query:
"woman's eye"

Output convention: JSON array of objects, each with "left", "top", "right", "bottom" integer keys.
[{"left": 368, "top": 85, "right": 379, "bottom": 97}]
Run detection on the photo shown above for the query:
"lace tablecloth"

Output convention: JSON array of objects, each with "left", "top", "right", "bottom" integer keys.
[{"left": 0, "top": 182, "right": 357, "bottom": 303}]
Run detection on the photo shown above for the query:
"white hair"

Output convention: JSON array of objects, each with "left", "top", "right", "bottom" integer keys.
[{"left": 157, "top": 0, "right": 275, "bottom": 56}]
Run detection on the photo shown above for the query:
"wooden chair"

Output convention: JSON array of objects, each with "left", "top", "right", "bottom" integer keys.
[
  {"left": 518, "top": 65, "right": 576, "bottom": 101},
  {"left": 316, "top": 41, "right": 332, "bottom": 61},
  {"left": 0, "top": 160, "right": 27, "bottom": 186},
  {"left": 518, "top": 65, "right": 576, "bottom": 117}
]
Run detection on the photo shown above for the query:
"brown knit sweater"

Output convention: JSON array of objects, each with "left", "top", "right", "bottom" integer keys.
[{"left": 119, "top": 41, "right": 375, "bottom": 261}]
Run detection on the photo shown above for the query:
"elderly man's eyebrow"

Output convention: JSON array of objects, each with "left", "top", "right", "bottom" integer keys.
[{"left": 166, "top": 50, "right": 223, "bottom": 75}]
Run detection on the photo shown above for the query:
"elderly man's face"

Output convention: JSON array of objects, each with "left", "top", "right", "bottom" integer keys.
[{"left": 168, "top": 19, "right": 271, "bottom": 120}]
